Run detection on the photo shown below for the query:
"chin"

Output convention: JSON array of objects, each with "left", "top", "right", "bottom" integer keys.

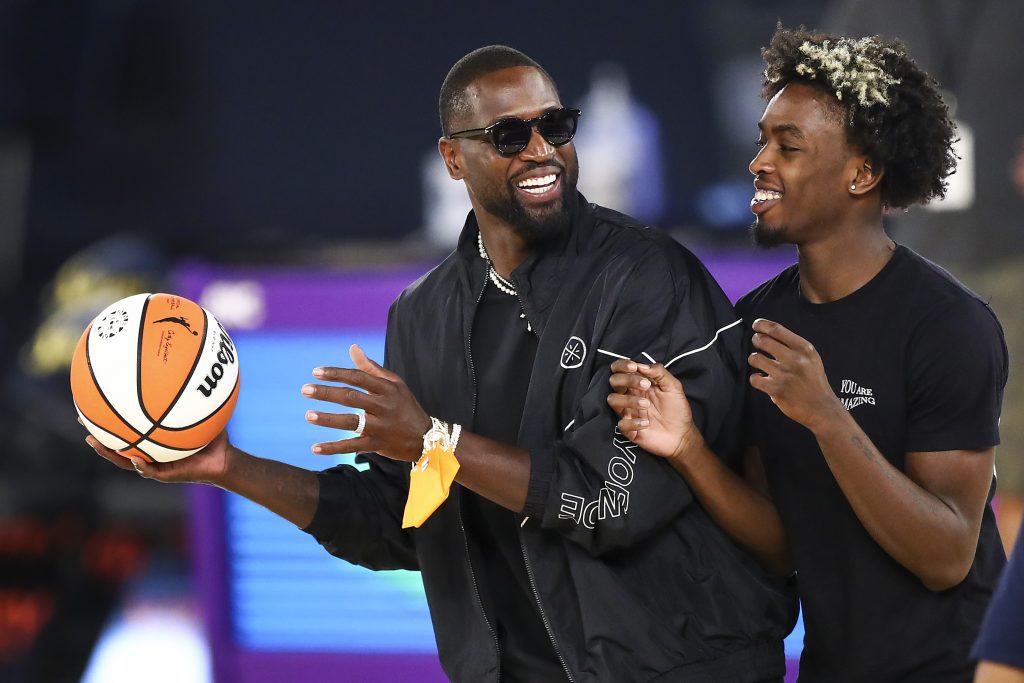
[
  {"left": 512, "top": 192, "right": 573, "bottom": 244},
  {"left": 749, "top": 220, "right": 787, "bottom": 248}
]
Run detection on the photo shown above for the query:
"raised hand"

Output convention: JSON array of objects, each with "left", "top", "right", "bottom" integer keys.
[
  {"left": 748, "top": 318, "right": 844, "bottom": 431},
  {"left": 302, "top": 344, "right": 431, "bottom": 461},
  {"left": 607, "top": 359, "right": 700, "bottom": 461}
]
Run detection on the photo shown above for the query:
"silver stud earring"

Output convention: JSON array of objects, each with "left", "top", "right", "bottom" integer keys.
[{"left": 850, "top": 184, "right": 856, "bottom": 190}]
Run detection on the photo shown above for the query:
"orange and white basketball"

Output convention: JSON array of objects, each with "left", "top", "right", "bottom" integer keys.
[{"left": 70, "top": 293, "right": 240, "bottom": 462}]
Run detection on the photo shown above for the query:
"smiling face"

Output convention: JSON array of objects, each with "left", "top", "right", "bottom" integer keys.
[
  {"left": 439, "top": 66, "right": 580, "bottom": 243},
  {"left": 749, "top": 82, "right": 863, "bottom": 247}
]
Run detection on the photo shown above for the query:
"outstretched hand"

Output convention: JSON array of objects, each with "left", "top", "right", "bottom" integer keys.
[
  {"left": 302, "top": 344, "right": 431, "bottom": 461},
  {"left": 86, "top": 429, "right": 232, "bottom": 485},
  {"left": 607, "top": 359, "right": 700, "bottom": 460}
]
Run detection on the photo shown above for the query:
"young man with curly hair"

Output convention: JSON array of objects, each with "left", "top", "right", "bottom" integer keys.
[{"left": 608, "top": 26, "right": 1008, "bottom": 682}]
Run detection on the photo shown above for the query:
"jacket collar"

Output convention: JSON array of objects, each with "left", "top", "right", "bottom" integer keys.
[{"left": 453, "top": 192, "right": 595, "bottom": 331}]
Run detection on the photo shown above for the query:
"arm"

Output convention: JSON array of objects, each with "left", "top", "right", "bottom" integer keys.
[
  {"left": 302, "top": 344, "right": 532, "bottom": 512},
  {"left": 976, "top": 662, "right": 1024, "bottom": 683},
  {"left": 88, "top": 429, "right": 420, "bottom": 570},
  {"left": 88, "top": 431, "right": 321, "bottom": 528},
  {"left": 608, "top": 360, "right": 793, "bottom": 575},
  {"left": 749, "top": 317, "right": 998, "bottom": 591}
]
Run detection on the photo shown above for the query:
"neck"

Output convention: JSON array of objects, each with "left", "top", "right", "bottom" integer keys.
[
  {"left": 477, "top": 222, "right": 533, "bottom": 279},
  {"left": 796, "top": 219, "right": 895, "bottom": 303}
]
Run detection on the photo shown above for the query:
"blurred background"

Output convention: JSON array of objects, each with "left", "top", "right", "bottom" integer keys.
[{"left": 1, "top": 1, "right": 1022, "bottom": 681}]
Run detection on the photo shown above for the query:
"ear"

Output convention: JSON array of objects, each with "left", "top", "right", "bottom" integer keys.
[
  {"left": 849, "top": 157, "right": 883, "bottom": 196},
  {"left": 438, "top": 137, "right": 464, "bottom": 180}
]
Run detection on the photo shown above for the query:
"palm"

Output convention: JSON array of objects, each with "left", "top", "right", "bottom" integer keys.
[{"left": 87, "top": 429, "right": 231, "bottom": 485}]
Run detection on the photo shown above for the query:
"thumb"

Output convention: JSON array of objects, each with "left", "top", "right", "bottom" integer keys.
[
  {"left": 641, "top": 363, "right": 686, "bottom": 397},
  {"left": 349, "top": 344, "right": 400, "bottom": 381}
]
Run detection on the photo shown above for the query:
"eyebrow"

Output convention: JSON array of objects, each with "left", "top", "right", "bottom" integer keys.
[{"left": 770, "top": 122, "right": 806, "bottom": 140}]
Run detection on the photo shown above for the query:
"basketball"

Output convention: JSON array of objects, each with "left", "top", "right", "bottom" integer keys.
[{"left": 70, "top": 293, "right": 240, "bottom": 462}]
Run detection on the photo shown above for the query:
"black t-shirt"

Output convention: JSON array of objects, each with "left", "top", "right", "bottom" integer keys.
[
  {"left": 462, "top": 281, "right": 565, "bottom": 682},
  {"left": 737, "top": 245, "right": 1008, "bottom": 682}
]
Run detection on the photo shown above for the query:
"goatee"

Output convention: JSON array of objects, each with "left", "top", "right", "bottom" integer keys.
[{"left": 749, "top": 220, "right": 785, "bottom": 248}]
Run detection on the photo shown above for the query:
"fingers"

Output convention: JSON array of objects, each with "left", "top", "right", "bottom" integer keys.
[
  {"left": 609, "top": 372, "right": 652, "bottom": 394},
  {"left": 305, "top": 410, "right": 364, "bottom": 434},
  {"left": 311, "top": 367, "right": 393, "bottom": 396},
  {"left": 748, "top": 350, "right": 778, "bottom": 376},
  {"left": 616, "top": 416, "right": 649, "bottom": 439},
  {"left": 752, "top": 318, "right": 815, "bottom": 355},
  {"left": 751, "top": 331, "right": 787, "bottom": 361},
  {"left": 128, "top": 456, "right": 160, "bottom": 479},
  {"left": 86, "top": 435, "right": 134, "bottom": 471},
  {"left": 637, "top": 363, "right": 682, "bottom": 394},
  {"left": 609, "top": 359, "right": 647, "bottom": 374},
  {"left": 311, "top": 435, "right": 370, "bottom": 456},
  {"left": 302, "top": 381, "right": 382, "bottom": 411},
  {"left": 607, "top": 393, "right": 650, "bottom": 418},
  {"left": 349, "top": 344, "right": 401, "bottom": 382},
  {"left": 85, "top": 435, "right": 161, "bottom": 478}
]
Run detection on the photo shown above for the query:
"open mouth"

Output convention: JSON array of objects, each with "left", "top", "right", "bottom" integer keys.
[
  {"left": 516, "top": 173, "right": 559, "bottom": 196},
  {"left": 750, "top": 188, "right": 782, "bottom": 214}
]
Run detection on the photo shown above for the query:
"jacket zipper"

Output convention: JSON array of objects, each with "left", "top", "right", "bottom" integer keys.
[
  {"left": 519, "top": 537, "right": 575, "bottom": 682},
  {"left": 461, "top": 272, "right": 501, "bottom": 679},
  {"left": 508, "top": 276, "right": 573, "bottom": 682}
]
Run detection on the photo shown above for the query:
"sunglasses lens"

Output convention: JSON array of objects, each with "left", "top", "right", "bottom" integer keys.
[
  {"left": 492, "top": 121, "right": 533, "bottom": 155},
  {"left": 537, "top": 109, "right": 578, "bottom": 146}
]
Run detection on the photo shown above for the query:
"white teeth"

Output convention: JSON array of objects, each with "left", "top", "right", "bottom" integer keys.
[
  {"left": 752, "top": 189, "right": 783, "bottom": 204},
  {"left": 517, "top": 174, "right": 557, "bottom": 191}
]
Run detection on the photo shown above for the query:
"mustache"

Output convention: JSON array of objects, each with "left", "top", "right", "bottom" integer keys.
[{"left": 510, "top": 161, "right": 565, "bottom": 184}]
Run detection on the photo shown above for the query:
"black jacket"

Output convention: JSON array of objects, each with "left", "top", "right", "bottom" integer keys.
[{"left": 305, "top": 195, "right": 796, "bottom": 682}]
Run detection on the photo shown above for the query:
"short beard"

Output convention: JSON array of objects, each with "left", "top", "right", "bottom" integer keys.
[
  {"left": 480, "top": 170, "right": 578, "bottom": 245},
  {"left": 749, "top": 220, "right": 786, "bottom": 248}
]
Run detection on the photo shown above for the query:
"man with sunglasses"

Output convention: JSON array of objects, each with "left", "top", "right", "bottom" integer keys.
[{"left": 87, "top": 45, "right": 794, "bottom": 682}]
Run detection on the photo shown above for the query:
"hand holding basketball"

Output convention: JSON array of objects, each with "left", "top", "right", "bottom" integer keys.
[{"left": 86, "top": 429, "right": 233, "bottom": 485}]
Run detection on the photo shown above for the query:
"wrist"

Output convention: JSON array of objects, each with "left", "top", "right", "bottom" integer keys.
[
  {"left": 805, "top": 396, "right": 851, "bottom": 438},
  {"left": 210, "top": 444, "right": 246, "bottom": 489},
  {"left": 670, "top": 426, "right": 706, "bottom": 473}
]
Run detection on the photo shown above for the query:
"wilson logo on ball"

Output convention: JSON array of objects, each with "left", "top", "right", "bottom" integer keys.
[{"left": 197, "top": 323, "right": 237, "bottom": 398}]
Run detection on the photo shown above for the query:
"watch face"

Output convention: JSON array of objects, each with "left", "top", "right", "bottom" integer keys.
[{"left": 96, "top": 309, "right": 130, "bottom": 339}]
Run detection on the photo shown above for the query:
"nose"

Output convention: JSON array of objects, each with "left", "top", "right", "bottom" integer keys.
[
  {"left": 520, "top": 125, "right": 556, "bottom": 161},
  {"left": 749, "top": 144, "right": 772, "bottom": 176}
]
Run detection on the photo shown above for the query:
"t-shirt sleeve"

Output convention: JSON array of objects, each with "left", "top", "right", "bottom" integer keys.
[
  {"left": 904, "top": 298, "right": 1008, "bottom": 453},
  {"left": 971, "top": 518, "right": 1024, "bottom": 668}
]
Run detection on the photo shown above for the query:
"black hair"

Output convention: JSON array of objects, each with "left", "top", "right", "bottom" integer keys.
[
  {"left": 438, "top": 45, "right": 553, "bottom": 137},
  {"left": 762, "top": 25, "right": 958, "bottom": 209}
]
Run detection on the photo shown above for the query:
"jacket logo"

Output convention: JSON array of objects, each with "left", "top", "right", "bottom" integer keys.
[
  {"left": 560, "top": 336, "right": 587, "bottom": 369},
  {"left": 559, "top": 428, "right": 635, "bottom": 528},
  {"left": 839, "top": 378, "right": 876, "bottom": 410}
]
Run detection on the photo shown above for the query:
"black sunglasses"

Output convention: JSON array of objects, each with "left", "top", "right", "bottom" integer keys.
[{"left": 447, "top": 107, "right": 582, "bottom": 156}]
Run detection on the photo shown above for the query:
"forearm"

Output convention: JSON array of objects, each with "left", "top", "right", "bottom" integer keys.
[
  {"left": 812, "top": 406, "right": 975, "bottom": 589},
  {"left": 451, "top": 432, "right": 531, "bottom": 512},
  {"left": 216, "top": 446, "right": 322, "bottom": 529},
  {"left": 670, "top": 438, "right": 792, "bottom": 575},
  {"left": 975, "top": 662, "right": 1024, "bottom": 683}
]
